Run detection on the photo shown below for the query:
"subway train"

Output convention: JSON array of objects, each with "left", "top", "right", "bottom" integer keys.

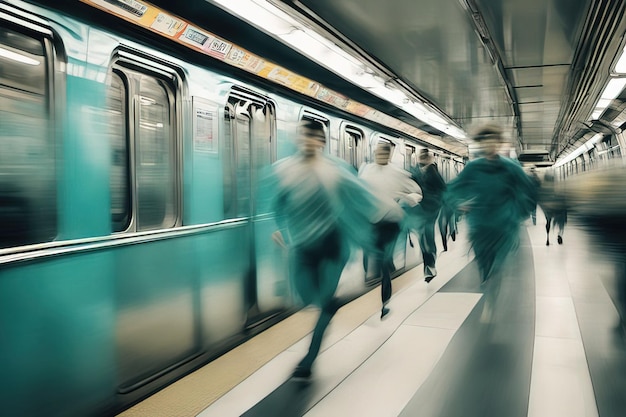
[{"left": 0, "top": 0, "right": 466, "bottom": 415}]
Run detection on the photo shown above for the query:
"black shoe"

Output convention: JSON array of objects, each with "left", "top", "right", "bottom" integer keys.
[
  {"left": 424, "top": 267, "right": 437, "bottom": 283},
  {"left": 451, "top": 231, "right": 456, "bottom": 241},
  {"left": 291, "top": 366, "right": 311, "bottom": 380},
  {"left": 381, "top": 307, "right": 390, "bottom": 319},
  {"left": 557, "top": 235, "right": 563, "bottom": 244}
]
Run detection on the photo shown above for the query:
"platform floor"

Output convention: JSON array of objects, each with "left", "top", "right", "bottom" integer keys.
[{"left": 119, "top": 212, "right": 626, "bottom": 417}]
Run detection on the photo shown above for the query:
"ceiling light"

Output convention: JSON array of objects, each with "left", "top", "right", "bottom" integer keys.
[
  {"left": 600, "top": 78, "right": 626, "bottom": 100},
  {"left": 554, "top": 133, "right": 602, "bottom": 167},
  {"left": 614, "top": 45, "right": 626, "bottom": 74},
  {"left": 210, "top": 0, "right": 467, "bottom": 141}
]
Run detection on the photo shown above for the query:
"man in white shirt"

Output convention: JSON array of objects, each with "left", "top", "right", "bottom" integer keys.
[{"left": 359, "top": 141, "right": 422, "bottom": 318}]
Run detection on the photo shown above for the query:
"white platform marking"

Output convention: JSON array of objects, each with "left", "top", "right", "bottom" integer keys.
[
  {"left": 198, "top": 230, "right": 474, "bottom": 417},
  {"left": 304, "top": 293, "right": 481, "bottom": 417},
  {"left": 527, "top": 221, "right": 598, "bottom": 417}
]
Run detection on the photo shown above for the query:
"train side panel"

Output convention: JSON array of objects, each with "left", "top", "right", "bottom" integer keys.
[{"left": 0, "top": 1, "right": 451, "bottom": 415}]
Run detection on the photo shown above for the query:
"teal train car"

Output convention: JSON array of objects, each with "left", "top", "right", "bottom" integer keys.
[{"left": 0, "top": 1, "right": 463, "bottom": 415}]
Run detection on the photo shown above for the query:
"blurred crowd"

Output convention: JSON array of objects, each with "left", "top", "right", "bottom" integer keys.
[{"left": 268, "top": 119, "right": 626, "bottom": 379}]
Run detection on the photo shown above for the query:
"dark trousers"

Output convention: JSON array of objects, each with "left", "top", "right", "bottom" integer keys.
[
  {"left": 417, "top": 210, "right": 439, "bottom": 272},
  {"left": 291, "top": 229, "right": 346, "bottom": 371},
  {"left": 373, "top": 221, "right": 401, "bottom": 306},
  {"left": 438, "top": 205, "right": 457, "bottom": 251}
]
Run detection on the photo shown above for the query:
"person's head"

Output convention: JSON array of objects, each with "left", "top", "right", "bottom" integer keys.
[
  {"left": 418, "top": 148, "right": 434, "bottom": 166},
  {"left": 374, "top": 141, "right": 392, "bottom": 165},
  {"left": 473, "top": 124, "right": 503, "bottom": 158},
  {"left": 297, "top": 119, "right": 326, "bottom": 158}
]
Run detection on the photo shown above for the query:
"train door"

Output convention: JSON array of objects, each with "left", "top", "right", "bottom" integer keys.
[
  {"left": 402, "top": 143, "right": 421, "bottom": 268},
  {"left": 405, "top": 144, "right": 416, "bottom": 171},
  {"left": 340, "top": 124, "right": 366, "bottom": 170},
  {"left": 107, "top": 54, "right": 198, "bottom": 392},
  {"left": 0, "top": 22, "right": 57, "bottom": 248},
  {"left": 223, "top": 87, "right": 284, "bottom": 328}
]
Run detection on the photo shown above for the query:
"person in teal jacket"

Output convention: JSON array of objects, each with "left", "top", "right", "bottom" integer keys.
[
  {"left": 270, "top": 119, "right": 378, "bottom": 378},
  {"left": 445, "top": 125, "right": 536, "bottom": 319}
]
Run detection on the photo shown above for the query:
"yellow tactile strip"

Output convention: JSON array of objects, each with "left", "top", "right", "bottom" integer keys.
[{"left": 117, "top": 270, "right": 417, "bottom": 417}]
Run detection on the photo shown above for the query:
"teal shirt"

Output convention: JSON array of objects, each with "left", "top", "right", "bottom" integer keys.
[
  {"left": 446, "top": 156, "right": 536, "bottom": 232},
  {"left": 270, "top": 153, "right": 378, "bottom": 252}
]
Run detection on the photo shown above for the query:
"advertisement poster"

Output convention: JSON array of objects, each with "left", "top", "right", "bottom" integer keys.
[{"left": 193, "top": 98, "right": 219, "bottom": 153}]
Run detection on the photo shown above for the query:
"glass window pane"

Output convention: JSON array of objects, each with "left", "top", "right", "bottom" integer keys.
[
  {"left": 108, "top": 72, "right": 130, "bottom": 232},
  {"left": 0, "top": 26, "right": 46, "bottom": 95},
  {"left": 252, "top": 104, "right": 274, "bottom": 215},
  {"left": 0, "top": 26, "right": 54, "bottom": 248},
  {"left": 223, "top": 104, "right": 235, "bottom": 218},
  {"left": 136, "top": 76, "right": 176, "bottom": 230},
  {"left": 355, "top": 134, "right": 365, "bottom": 167},
  {"left": 235, "top": 106, "right": 251, "bottom": 217}
]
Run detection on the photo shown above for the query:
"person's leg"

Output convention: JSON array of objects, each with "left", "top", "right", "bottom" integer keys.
[
  {"left": 376, "top": 222, "right": 400, "bottom": 317},
  {"left": 556, "top": 210, "right": 566, "bottom": 244},
  {"left": 471, "top": 226, "right": 513, "bottom": 284},
  {"left": 293, "top": 230, "right": 345, "bottom": 377},
  {"left": 294, "top": 297, "right": 340, "bottom": 376},
  {"left": 438, "top": 210, "right": 449, "bottom": 252},
  {"left": 421, "top": 214, "right": 438, "bottom": 281},
  {"left": 450, "top": 211, "right": 458, "bottom": 241}
]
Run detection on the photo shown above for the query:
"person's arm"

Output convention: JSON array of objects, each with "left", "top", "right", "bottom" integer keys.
[{"left": 400, "top": 169, "right": 423, "bottom": 207}]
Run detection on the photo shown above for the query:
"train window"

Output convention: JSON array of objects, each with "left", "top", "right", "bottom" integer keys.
[
  {"left": 404, "top": 144, "right": 416, "bottom": 170},
  {"left": 108, "top": 62, "right": 179, "bottom": 232},
  {"left": 0, "top": 24, "right": 56, "bottom": 248},
  {"left": 108, "top": 71, "right": 130, "bottom": 232},
  {"left": 136, "top": 76, "right": 177, "bottom": 230},
  {"left": 342, "top": 126, "right": 365, "bottom": 169},
  {"left": 223, "top": 88, "right": 276, "bottom": 218}
]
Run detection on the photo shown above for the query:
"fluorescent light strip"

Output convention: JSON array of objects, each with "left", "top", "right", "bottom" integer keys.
[
  {"left": 615, "top": 45, "right": 626, "bottom": 74},
  {"left": 81, "top": 0, "right": 467, "bottom": 152},
  {"left": 211, "top": 0, "right": 467, "bottom": 140},
  {"left": 554, "top": 133, "right": 602, "bottom": 167},
  {"left": 0, "top": 46, "right": 40, "bottom": 65},
  {"left": 589, "top": 79, "right": 626, "bottom": 120},
  {"left": 601, "top": 78, "right": 626, "bottom": 100}
]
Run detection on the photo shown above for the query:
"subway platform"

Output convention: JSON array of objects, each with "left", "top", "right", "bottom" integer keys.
[{"left": 118, "top": 211, "right": 625, "bottom": 417}]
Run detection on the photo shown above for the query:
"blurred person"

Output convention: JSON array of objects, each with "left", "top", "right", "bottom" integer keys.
[
  {"left": 437, "top": 199, "right": 458, "bottom": 252},
  {"left": 271, "top": 119, "right": 377, "bottom": 379},
  {"left": 538, "top": 171, "right": 567, "bottom": 245},
  {"left": 409, "top": 149, "right": 447, "bottom": 282},
  {"left": 445, "top": 125, "right": 536, "bottom": 320},
  {"left": 528, "top": 166, "right": 541, "bottom": 225},
  {"left": 358, "top": 141, "right": 422, "bottom": 318}
]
